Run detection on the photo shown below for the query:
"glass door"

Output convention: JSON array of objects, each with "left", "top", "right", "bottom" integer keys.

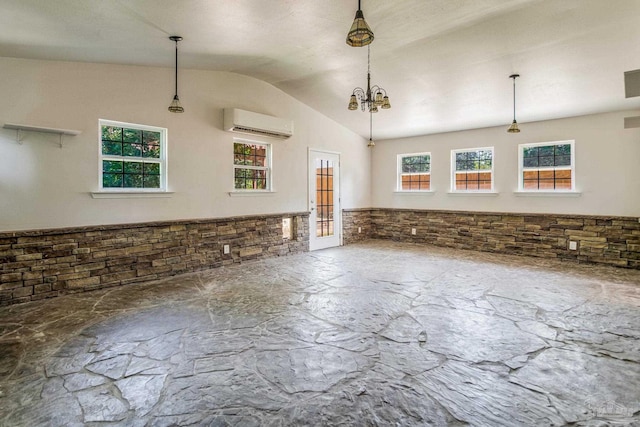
[{"left": 309, "top": 150, "right": 340, "bottom": 251}]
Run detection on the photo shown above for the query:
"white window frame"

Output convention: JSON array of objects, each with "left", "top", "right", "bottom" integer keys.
[
  {"left": 397, "top": 152, "right": 432, "bottom": 192},
  {"left": 232, "top": 138, "right": 272, "bottom": 192},
  {"left": 450, "top": 147, "right": 495, "bottom": 192},
  {"left": 98, "top": 119, "right": 168, "bottom": 192},
  {"left": 518, "top": 140, "right": 575, "bottom": 192}
]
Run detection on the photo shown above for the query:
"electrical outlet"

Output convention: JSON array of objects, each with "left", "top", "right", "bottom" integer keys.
[
  {"left": 358, "top": 227, "right": 362, "bottom": 233},
  {"left": 411, "top": 228, "right": 417, "bottom": 235},
  {"left": 223, "top": 244, "right": 230, "bottom": 255},
  {"left": 568, "top": 241, "right": 578, "bottom": 251}
]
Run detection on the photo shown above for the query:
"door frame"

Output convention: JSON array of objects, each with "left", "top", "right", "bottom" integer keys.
[{"left": 308, "top": 148, "right": 342, "bottom": 250}]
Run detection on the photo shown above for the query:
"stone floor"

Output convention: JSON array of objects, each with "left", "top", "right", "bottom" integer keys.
[{"left": 1, "top": 240, "right": 639, "bottom": 426}]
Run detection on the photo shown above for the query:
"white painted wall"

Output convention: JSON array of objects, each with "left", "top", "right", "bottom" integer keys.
[
  {"left": 0, "top": 57, "right": 370, "bottom": 231},
  {"left": 372, "top": 111, "right": 640, "bottom": 217}
]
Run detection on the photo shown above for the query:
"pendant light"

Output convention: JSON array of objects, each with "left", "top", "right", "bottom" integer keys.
[
  {"left": 367, "top": 110, "right": 375, "bottom": 148},
  {"left": 507, "top": 74, "right": 520, "bottom": 133},
  {"left": 168, "top": 36, "right": 184, "bottom": 113},
  {"left": 346, "top": 0, "right": 374, "bottom": 47}
]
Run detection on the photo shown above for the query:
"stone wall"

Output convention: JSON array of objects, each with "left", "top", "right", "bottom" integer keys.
[
  {"left": 343, "top": 208, "right": 640, "bottom": 269},
  {"left": 342, "top": 209, "right": 373, "bottom": 245},
  {"left": 0, "top": 212, "right": 309, "bottom": 305},
  {"left": 4, "top": 207, "right": 638, "bottom": 306}
]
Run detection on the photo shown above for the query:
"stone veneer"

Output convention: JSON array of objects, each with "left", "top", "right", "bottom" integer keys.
[
  {"left": 342, "top": 209, "right": 373, "bottom": 245},
  {"left": 3, "top": 207, "right": 638, "bottom": 306},
  {"left": 0, "top": 212, "right": 309, "bottom": 306},
  {"left": 343, "top": 208, "right": 640, "bottom": 269}
]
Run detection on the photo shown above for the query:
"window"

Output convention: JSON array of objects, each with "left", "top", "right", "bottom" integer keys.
[
  {"left": 398, "top": 153, "right": 431, "bottom": 191},
  {"left": 519, "top": 141, "right": 574, "bottom": 191},
  {"left": 233, "top": 140, "right": 271, "bottom": 190},
  {"left": 452, "top": 147, "right": 494, "bottom": 191},
  {"left": 99, "top": 120, "right": 167, "bottom": 191}
]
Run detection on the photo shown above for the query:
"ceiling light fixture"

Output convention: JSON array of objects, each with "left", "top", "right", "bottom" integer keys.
[
  {"left": 346, "top": 0, "right": 374, "bottom": 47},
  {"left": 348, "top": 45, "right": 391, "bottom": 113},
  {"left": 168, "top": 36, "right": 184, "bottom": 113},
  {"left": 507, "top": 73, "right": 520, "bottom": 133},
  {"left": 348, "top": 45, "right": 390, "bottom": 148}
]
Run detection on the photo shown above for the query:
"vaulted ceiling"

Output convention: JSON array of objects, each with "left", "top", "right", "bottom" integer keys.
[{"left": 1, "top": 0, "right": 639, "bottom": 139}]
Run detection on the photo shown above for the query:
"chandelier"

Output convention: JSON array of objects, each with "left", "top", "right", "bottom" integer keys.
[
  {"left": 345, "top": 0, "right": 389, "bottom": 148},
  {"left": 348, "top": 45, "right": 390, "bottom": 148},
  {"left": 348, "top": 45, "right": 391, "bottom": 113}
]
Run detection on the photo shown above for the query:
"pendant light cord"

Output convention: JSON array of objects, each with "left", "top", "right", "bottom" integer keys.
[
  {"left": 512, "top": 76, "right": 516, "bottom": 122},
  {"left": 369, "top": 110, "right": 373, "bottom": 142},
  {"left": 174, "top": 40, "right": 179, "bottom": 96}
]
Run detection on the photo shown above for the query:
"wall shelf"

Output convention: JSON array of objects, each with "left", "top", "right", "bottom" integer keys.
[{"left": 3, "top": 123, "right": 81, "bottom": 147}]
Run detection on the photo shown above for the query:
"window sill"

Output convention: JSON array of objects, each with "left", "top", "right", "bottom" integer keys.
[
  {"left": 91, "top": 191, "right": 174, "bottom": 199},
  {"left": 228, "top": 191, "right": 276, "bottom": 197},
  {"left": 513, "top": 191, "right": 582, "bottom": 197},
  {"left": 394, "top": 190, "right": 435, "bottom": 195},
  {"left": 447, "top": 191, "right": 499, "bottom": 196}
]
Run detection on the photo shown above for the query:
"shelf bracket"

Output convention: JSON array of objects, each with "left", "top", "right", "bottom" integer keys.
[{"left": 16, "top": 129, "right": 23, "bottom": 144}]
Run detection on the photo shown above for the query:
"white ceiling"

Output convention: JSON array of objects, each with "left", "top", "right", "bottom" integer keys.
[{"left": 1, "top": 0, "right": 639, "bottom": 140}]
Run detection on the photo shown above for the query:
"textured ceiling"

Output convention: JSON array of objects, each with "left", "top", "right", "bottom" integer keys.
[{"left": 1, "top": 0, "right": 639, "bottom": 139}]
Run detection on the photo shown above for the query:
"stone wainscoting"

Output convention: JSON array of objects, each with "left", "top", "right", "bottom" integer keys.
[
  {"left": 342, "top": 209, "right": 373, "bottom": 245},
  {"left": 0, "top": 212, "right": 309, "bottom": 306},
  {"left": 343, "top": 208, "right": 640, "bottom": 269}
]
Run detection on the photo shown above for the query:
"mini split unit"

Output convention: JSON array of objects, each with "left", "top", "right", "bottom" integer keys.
[
  {"left": 223, "top": 108, "right": 293, "bottom": 139},
  {"left": 624, "top": 69, "right": 640, "bottom": 129}
]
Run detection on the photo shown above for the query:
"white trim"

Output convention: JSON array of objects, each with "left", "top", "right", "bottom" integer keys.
[
  {"left": 397, "top": 152, "right": 432, "bottom": 191},
  {"left": 308, "top": 148, "right": 342, "bottom": 156},
  {"left": 233, "top": 138, "right": 272, "bottom": 191},
  {"left": 447, "top": 191, "right": 499, "bottom": 196},
  {"left": 99, "top": 119, "right": 166, "bottom": 133},
  {"left": 228, "top": 191, "right": 277, "bottom": 197},
  {"left": 91, "top": 191, "right": 174, "bottom": 199},
  {"left": 394, "top": 190, "right": 435, "bottom": 195},
  {"left": 518, "top": 140, "right": 575, "bottom": 192},
  {"left": 450, "top": 146, "right": 495, "bottom": 192},
  {"left": 522, "top": 166, "right": 572, "bottom": 172},
  {"left": 98, "top": 119, "right": 168, "bottom": 191},
  {"left": 513, "top": 191, "right": 581, "bottom": 197},
  {"left": 308, "top": 149, "right": 342, "bottom": 250}
]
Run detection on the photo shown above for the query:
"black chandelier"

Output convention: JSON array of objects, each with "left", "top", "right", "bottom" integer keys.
[{"left": 348, "top": 45, "right": 391, "bottom": 114}]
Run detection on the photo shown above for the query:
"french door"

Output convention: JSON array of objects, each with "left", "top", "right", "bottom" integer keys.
[{"left": 309, "top": 150, "right": 341, "bottom": 251}]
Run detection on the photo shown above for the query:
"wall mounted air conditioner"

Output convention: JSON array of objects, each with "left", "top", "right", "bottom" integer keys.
[{"left": 223, "top": 108, "right": 293, "bottom": 139}]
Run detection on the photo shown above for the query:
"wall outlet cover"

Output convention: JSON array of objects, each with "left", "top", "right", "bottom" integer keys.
[
  {"left": 569, "top": 241, "right": 578, "bottom": 251},
  {"left": 223, "top": 244, "right": 230, "bottom": 254},
  {"left": 411, "top": 228, "right": 417, "bottom": 235}
]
